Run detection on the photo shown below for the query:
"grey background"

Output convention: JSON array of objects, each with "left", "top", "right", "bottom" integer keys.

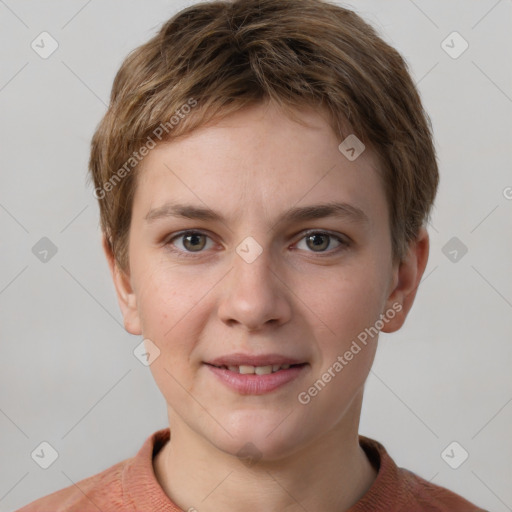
[{"left": 1, "top": 1, "right": 511, "bottom": 510}]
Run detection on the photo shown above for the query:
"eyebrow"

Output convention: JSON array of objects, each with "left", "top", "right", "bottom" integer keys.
[{"left": 145, "top": 201, "right": 369, "bottom": 227}]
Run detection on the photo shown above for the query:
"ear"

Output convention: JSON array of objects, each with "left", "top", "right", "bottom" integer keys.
[
  {"left": 381, "top": 226, "right": 430, "bottom": 333},
  {"left": 102, "top": 234, "right": 142, "bottom": 335}
]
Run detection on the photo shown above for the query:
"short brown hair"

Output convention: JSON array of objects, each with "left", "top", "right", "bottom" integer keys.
[{"left": 88, "top": 0, "right": 439, "bottom": 273}]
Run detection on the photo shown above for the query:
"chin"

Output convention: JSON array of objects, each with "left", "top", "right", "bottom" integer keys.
[{"left": 208, "top": 412, "right": 308, "bottom": 463}]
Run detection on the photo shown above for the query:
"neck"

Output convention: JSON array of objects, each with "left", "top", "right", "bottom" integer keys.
[{"left": 153, "top": 393, "right": 377, "bottom": 512}]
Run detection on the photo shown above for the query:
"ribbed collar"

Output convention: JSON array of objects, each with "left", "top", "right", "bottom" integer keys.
[{"left": 122, "top": 427, "right": 404, "bottom": 511}]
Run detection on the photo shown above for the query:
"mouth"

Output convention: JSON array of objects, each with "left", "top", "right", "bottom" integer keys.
[
  {"left": 205, "top": 362, "right": 307, "bottom": 374},
  {"left": 203, "top": 361, "right": 309, "bottom": 395}
]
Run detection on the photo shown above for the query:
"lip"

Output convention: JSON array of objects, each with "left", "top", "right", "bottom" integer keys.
[
  {"left": 204, "top": 362, "right": 309, "bottom": 395},
  {"left": 206, "top": 353, "right": 306, "bottom": 367}
]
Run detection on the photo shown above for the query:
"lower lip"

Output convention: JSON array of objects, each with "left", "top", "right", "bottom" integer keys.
[{"left": 205, "top": 364, "right": 308, "bottom": 395}]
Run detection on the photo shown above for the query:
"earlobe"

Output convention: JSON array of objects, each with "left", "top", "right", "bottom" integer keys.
[
  {"left": 381, "top": 227, "right": 430, "bottom": 334},
  {"left": 101, "top": 235, "right": 142, "bottom": 336}
]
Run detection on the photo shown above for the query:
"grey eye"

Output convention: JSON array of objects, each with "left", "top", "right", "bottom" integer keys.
[
  {"left": 170, "top": 232, "right": 213, "bottom": 253},
  {"left": 296, "top": 232, "right": 344, "bottom": 253}
]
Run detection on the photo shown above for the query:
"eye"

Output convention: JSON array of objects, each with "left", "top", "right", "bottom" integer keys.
[
  {"left": 295, "top": 231, "right": 348, "bottom": 255},
  {"left": 164, "top": 229, "right": 349, "bottom": 258},
  {"left": 166, "top": 231, "right": 214, "bottom": 256}
]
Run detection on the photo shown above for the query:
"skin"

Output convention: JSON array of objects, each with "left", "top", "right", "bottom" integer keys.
[{"left": 103, "top": 101, "right": 429, "bottom": 512}]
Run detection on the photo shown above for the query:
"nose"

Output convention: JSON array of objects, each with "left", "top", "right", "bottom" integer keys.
[{"left": 217, "top": 243, "right": 292, "bottom": 332}]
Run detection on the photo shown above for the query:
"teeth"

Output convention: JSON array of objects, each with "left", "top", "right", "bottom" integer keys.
[
  {"left": 239, "top": 365, "right": 256, "bottom": 375},
  {"left": 224, "top": 364, "right": 293, "bottom": 374},
  {"left": 255, "top": 365, "right": 273, "bottom": 375}
]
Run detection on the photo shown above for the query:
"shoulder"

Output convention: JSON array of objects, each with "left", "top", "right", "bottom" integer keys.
[
  {"left": 398, "top": 466, "right": 488, "bottom": 512},
  {"left": 14, "top": 459, "right": 128, "bottom": 512},
  {"left": 15, "top": 428, "right": 170, "bottom": 512},
  {"left": 356, "top": 436, "right": 488, "bottom": 512}
]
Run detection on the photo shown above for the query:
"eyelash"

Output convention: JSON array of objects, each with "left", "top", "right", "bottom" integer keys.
[{"left": 163, "top": 230, "right": 350, "bottom": 258}]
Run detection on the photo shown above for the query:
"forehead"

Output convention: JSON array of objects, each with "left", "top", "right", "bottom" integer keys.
[{"left": 133, "top": 102, "right": 387, "bottom": 228}]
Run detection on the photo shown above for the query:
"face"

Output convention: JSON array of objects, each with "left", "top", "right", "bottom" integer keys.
[{"left": 108, "top": 102, "right": 420, "bottom": 461}]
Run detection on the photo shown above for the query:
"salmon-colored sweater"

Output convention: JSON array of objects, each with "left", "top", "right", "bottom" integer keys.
[{"left": 16, "top": 428, "right": 487, "bottom": 511}]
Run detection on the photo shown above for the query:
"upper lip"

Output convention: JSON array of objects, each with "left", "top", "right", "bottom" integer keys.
[{"left": 206, "top": 353, "right": 306, "bottom": 367}]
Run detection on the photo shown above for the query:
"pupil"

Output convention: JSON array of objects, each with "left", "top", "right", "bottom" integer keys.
[
  {"left": 185, "top": 234, "right": 204, "bottom": 251},
  {"left": 309, "top": 234, "right": 327, "bottom": 250}
]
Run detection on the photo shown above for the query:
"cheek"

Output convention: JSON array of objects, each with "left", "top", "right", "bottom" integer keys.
[
  {"left": 134, "top": 257, "right": 195, "bottom": 327},
  {"left": 134, "top": 268, "right": 196, "bottom": 354},
  {"left": 303, "top": 273, "right": 383, "bottom": 413},
  {"left": 134, "top": 265, "right": 219, "bottom": 378},
  {"left": 136, "top": 273, "right": 205, "bottom": 398},
  {"left": 311, "top": 265, "right": 387, "bottom": 342},
  {"left": 136, "top": 280, "right": 175, "bottom": 337}
]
